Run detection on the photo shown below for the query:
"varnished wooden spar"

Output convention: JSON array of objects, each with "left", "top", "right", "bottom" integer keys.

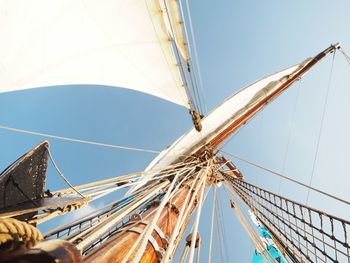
[
  {"left": 84, "top": 178, "right": 204, "bottom": 263},
  {"left": 209, "top": 43, "right": 340, "bottom": 148}
]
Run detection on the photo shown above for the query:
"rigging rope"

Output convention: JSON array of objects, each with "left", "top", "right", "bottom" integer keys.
[
  {"left": 56, "top": 159, "right": 202, "bottom": 196},
  {"left": 306, "top": 51, "right": 336, "bottom": 204},
  {"left": 162, "top": 165, "right": 203, "bottom": 262},
  {"left": 47, "top": 148, "right": 85, "bottom": 198},
  {"left": 340, "top": 47, "right": 350, "bottom": 67},
  {"left": 224, "top": 185, "right": 274, "bottom": 263},
  {"left": 184, "top": 0, "right": 207, "bottom": 114},
  {"left": 179, "top": 244, "right": 189, "bottom": 263},
  {"left": 278, "top": 79, "right": 302, "bottom": 195},
  {"left": 213, "top": 203, "right": 220, "bottom": 263},
  {"left": 217, "top": 188, "right": 229, "bottom": 263},
  {"left": 195, "top": 238, "right": 201, "bottom": 263},
  {"left": 207, "top": 186, "right": 217, "bottom": 263},
  {"left": 187, "top": 162, "right": 209, "bottom": 263},
  {"left": 215, "top": 191, "right": 225, "bottom": 263},
  {"left": 44, "top": 191, "right": 140, "bottom": 239},
  {"left": 74, "top": 181, "right": 169, "bottom": 251},
  {"left": 78, "top": 165, "right": 196, "bottom": 199},
  {"left": 0, "top": 124, "right": 204, "bottom": 163},
  {"left": 165, "top": 166, "right": 211, "bottom": 263},
  {"left": 224, "top": 176, "right": 350, "bottom": 263},
  {"left": 124, "top": 163, "right": 197, "bottom": 263},
  {"left": 130, "top": 169, "right": 181, "bottom": 263},
  {"left": 0, "top": 124, "right": 161, "bottom": 154},
  {"left": 220, "top": 150, "right": 350, "bottom": 207}
]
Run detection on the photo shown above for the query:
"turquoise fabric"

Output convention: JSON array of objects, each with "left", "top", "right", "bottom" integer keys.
[{"left": 251, "top": 226, "right": 287, "bottom": 263}]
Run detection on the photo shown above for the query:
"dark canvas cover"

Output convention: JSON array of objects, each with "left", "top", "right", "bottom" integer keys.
[{"left": 0, "top": 141, "right": 49, "bottom": 210}]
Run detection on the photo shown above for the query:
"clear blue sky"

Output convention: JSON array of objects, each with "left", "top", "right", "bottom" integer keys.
[{"left": 1, "top": 1, "right": 350, "bottom": 262}]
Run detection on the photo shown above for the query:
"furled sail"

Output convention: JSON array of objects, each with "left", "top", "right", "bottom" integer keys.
[
  {"left": 0, "top": 0, "right": 190, "bottom": 108},
  {"left": 141, "top": 44, "right": 339, "bottom": 176},
  {"left": 128, "top": 63, "right": 305, "bottom": 194},
  {"left": 145, "top": 63, "right": 306, "bottom": 171}
]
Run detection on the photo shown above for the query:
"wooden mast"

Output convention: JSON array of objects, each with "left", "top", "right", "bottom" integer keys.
[{"left": 84, "top": 174, "right": 207, "bottom": 263}]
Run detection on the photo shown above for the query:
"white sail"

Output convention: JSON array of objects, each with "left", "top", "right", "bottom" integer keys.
[{"left": 0, "top": 0, "right": 189, "bottom": 107}]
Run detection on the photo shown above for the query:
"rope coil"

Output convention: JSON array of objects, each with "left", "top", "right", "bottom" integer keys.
[{"left": 0, "top": 218, "right": 43, "bottom": 250}]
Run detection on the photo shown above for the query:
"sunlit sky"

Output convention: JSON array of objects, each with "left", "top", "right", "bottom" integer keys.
[{"left": 1, "top": 1, "right": 350, "bottom": 262}]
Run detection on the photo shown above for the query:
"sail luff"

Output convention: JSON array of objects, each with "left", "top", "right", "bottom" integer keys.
[
  {"left": 160, "top": 0, "right": 189, "bottom": 63},
  {"left": 145, "top": 0, "right": 190, "bottom": 107}
]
